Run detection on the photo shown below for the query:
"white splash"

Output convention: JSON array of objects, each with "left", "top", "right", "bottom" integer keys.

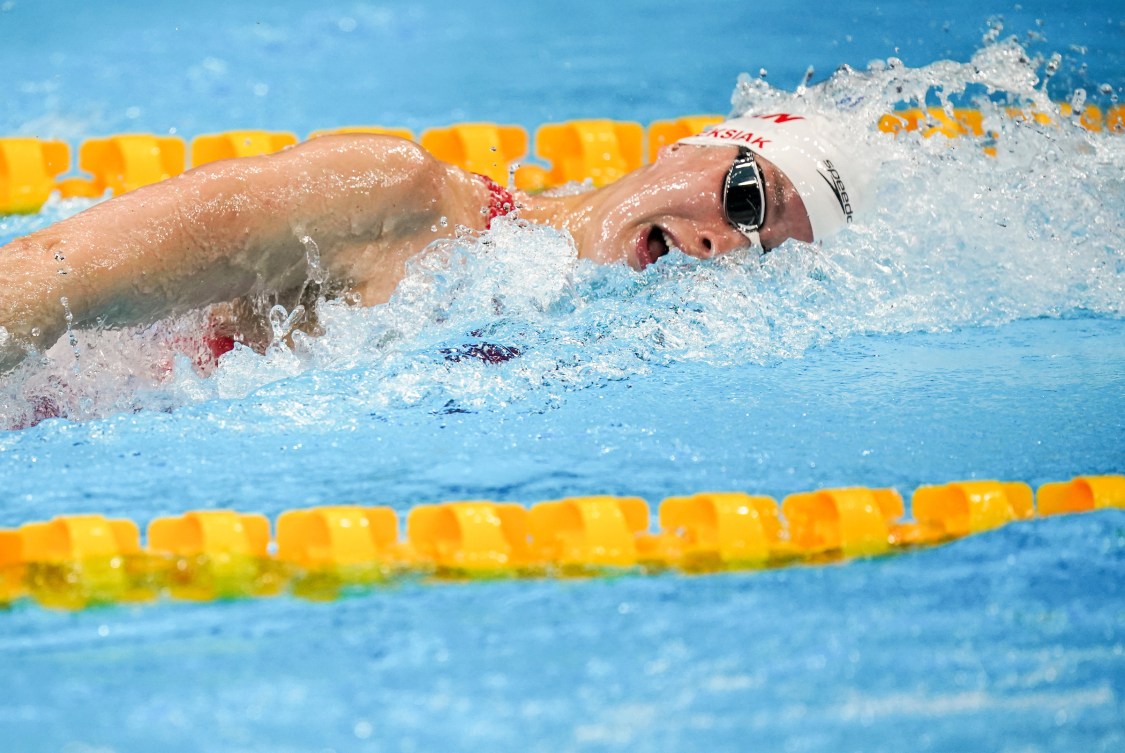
[{"left": 1, "top": 38, "right": 1121, "bottom": 427}]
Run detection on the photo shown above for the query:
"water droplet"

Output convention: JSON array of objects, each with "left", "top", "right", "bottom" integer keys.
[
  {"left": 268, "top": 304, "right": 305, "bottom": 343},
  {"left": 439, "top": 216, "right": 448, "bottom": 228},
  {"left": 1070, "top": 88, "right": 1087, "bottom": 114},
  {"left": 758, "top": 68, "right": 768, "bottom": 79},
  {"left": 982, "top": 16, "right": 1004, "bottom": 43},
  {"left": 797, "top": 65, "right": 815, "bottom": 92},
  {"left": 1044, "top": 53, "right": 1062, "bottom": 77},
  {"left": 299, "top": 235, "right": 327, "bottom": 284}
]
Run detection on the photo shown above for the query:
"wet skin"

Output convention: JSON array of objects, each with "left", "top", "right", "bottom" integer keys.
[
  {"left": 0, "top": 136, "right": 816, "bottom": 371},
  {"left": 524, "top": 143, "right": 814, "bottom": 269}
]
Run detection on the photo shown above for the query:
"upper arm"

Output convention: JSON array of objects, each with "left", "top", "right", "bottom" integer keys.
[
  {"left": 7, "top": 134, "right": 449, "bottom": 335},
  {"left": 169, "top": 134, "right": 448, "bottom": 283}
]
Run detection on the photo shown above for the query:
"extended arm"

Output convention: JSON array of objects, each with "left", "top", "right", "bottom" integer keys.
[{"left": 0, "top": 134, "right": 483, "bottom": 371}]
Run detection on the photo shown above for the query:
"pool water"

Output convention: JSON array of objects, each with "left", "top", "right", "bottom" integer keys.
[{"left": 1, "top": 1, "right": 1123, "bottom": 751}]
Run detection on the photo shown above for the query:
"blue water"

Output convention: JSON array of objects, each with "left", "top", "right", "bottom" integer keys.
[
  {"left": 0, "top": 318, "right": 1121, "bottom": 526},
  {"left": 2, "top": 1, "right": 1124, "bottom": 751},
  {"left": 1, "top": 510, "right": 1123, "bottom": 753},
  {"left": 1, "top": 0, "right": 1122, "bottom": 137}
]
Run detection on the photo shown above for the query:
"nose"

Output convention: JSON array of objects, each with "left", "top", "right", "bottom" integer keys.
[{"left": 693, "top": 225, "right": 750, "bottom": 259}]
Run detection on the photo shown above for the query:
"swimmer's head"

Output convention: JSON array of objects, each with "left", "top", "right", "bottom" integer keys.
[
  {"left": 554, "top": 111, "right": 870, "bottom": 269},
  {"left": 678, "top": 111, "right": 872, "bottom": 244}
]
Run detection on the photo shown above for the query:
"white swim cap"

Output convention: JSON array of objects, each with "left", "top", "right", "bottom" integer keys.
[{"left": 679, "top": 112, "right": 870, "bottom": 241}]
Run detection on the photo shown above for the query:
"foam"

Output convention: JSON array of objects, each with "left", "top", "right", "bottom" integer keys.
[{"left": 0, "top": 38, "right": 1122, "bottom": 427}]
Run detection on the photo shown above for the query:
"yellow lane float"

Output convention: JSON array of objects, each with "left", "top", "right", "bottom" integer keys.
[{"left": 0, "top": 474, "right": 1119, "bottom": 611}]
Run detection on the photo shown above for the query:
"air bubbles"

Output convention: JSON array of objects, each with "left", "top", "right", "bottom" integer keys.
[{"left": 758, "top": 68, "right": 768, "bottom": 79}]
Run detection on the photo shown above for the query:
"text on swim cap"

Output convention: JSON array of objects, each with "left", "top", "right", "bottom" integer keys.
[
  {"left": 697, "top": 129, "right": 771, "bottom": 150},
  {"left": 817, "top": 159, "right": 853, "bottom": 224}
]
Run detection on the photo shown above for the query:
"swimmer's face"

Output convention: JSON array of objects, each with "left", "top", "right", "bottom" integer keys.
[{"left": 576, "top": 144, "right": 813, "bottom": 269}]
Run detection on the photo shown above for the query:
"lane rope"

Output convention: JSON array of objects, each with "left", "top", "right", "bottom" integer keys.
[
  {"left": 0, "top": 474, "right": 1120, "bottom": 610},
  {"left": 2, "top": 104, "right": 1122, "bottom": 214}
]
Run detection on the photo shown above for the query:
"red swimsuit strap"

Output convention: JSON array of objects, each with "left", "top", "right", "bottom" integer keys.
[{"left": 476, "top": 174, "right": 517, "bottom": 228}]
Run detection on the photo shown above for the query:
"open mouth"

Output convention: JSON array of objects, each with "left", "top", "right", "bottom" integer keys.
[{"left": 638, "top": 225, "right": 673, "bottom": 268}]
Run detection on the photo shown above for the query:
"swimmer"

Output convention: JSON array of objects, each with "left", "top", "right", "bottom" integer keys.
[{"left": 0, "top": 111, "right": 868, "bottom": 372}]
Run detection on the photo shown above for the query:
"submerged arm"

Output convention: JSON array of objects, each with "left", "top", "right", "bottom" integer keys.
[{"left": 0, "top": 134, "right": 481, "bottom": 371}]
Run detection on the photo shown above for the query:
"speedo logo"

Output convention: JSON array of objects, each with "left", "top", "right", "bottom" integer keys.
[{"left": 817, "top": 159, "right": 853, "bottom": 223}]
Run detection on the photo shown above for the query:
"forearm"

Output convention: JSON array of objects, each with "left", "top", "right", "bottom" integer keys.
[{"left": 0, "top": 171, "right": 300, "bottom": 368}]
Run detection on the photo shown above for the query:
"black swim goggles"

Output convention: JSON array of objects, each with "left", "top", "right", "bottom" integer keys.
[{"left": 723, "top": 147, "right": 767, "bottom": 246}]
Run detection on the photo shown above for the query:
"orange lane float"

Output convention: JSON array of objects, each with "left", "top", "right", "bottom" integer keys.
[
  {"left": 190, "top": 129, "right": 298, "bottom": 167},
  {"left": 420, "top": 123, "right": 528, "bottom": 186},
  {"left": 911, "top": 480, "right": 1034, "bottom": 538},
  {"left": 782, "top": 487, "right": 904, "bottom": 557},
  {"left": 515, "top": 119, "right": 644, "bottom": 191},
  {"left": 0, "top": 137, "right": 70, "bottom": 213},
  {"left": 0, "top": 475, "right": 1121, "bottom": 610},
  {"left": 656, "top": 492, "right": 779, "bottom": 569},
  {"left": 59, "top": 134, "right": 186, "bottom": 198},
  {"left": 1036, "top": 475, "right": 1125, "bottom": 516},
  {"left": 2, "top": 103, "right": 1120, "bottom": 213}
]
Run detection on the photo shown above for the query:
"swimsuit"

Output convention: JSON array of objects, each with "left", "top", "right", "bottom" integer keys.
[{"left": 477, "top": 174, "right": 517, "bottom": 228}]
